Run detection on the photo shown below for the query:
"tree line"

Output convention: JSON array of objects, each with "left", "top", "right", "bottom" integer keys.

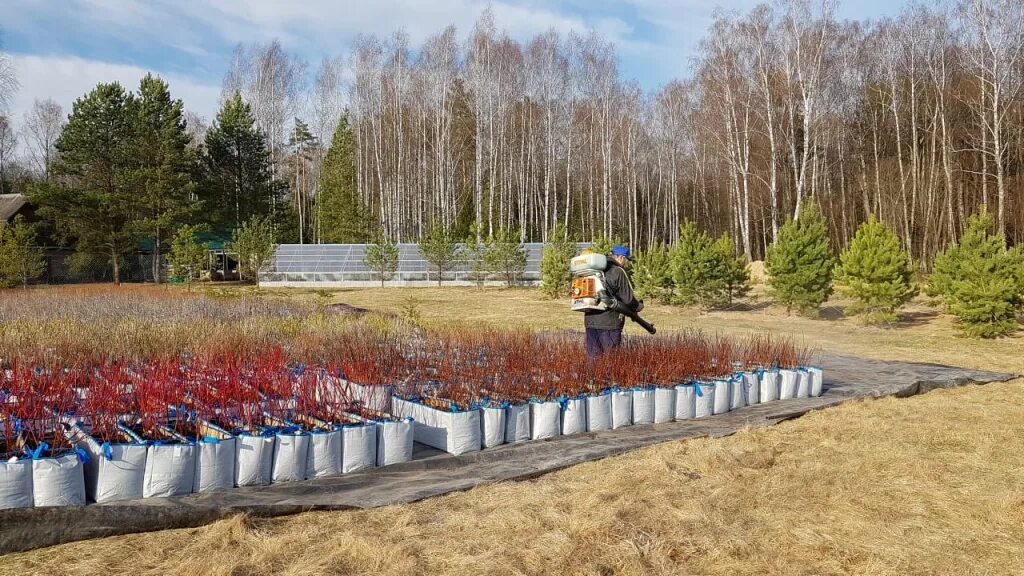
[{"left": 0, "top": 1, "right": 1022, "bottom": 282}]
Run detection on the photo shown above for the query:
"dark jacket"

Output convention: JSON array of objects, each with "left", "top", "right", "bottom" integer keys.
[{"left": 584, "top": 262, "right": 639, "bottom": 330}]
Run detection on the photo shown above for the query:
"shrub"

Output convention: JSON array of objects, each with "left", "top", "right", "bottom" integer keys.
[
  {"left": 930, "top": 211, "right": 1023, "bottom": 338},
  {"left": 485, "top": 227, "right": 527, "bottom": 287},
  {"left": 765, "top": 203, "right": 834, "bottom": 315},
  {"left": 633, "top": 243, "right": 674, "bottom": 304},
  {"left": 0, "top": 216, "right": 45, "bottom": 289},
  {"left": 363, "top": 235, "right": 399, "bottom": 287},
  {"left": 834, "top": 217, "right": 917, "bottom": 324},
  {"left": 539, "top": 224, "right": 577, "bottom": 298}
]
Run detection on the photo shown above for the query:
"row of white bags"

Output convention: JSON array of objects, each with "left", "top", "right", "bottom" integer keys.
[
  {"left": 393, "top": 367, "right": 823, "bottom": 456},
  {"left": 0, "top": 419, "right": 414, "bottom": 509}
]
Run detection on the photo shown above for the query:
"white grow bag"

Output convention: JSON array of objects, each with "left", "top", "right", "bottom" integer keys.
[
  {"left": 654, "top": 388, "right": 676, "bottom": 424},
  {"left": 713, "top": 379, "right": 732, "bottom": 415},
  {"left": 306, "top": 429, "right": 342, "bottom": 478},
  {"left": 611, "top": 390, "right": 632, "bottom": 429},
  {"left": 729, "top": 375, "right": 746, "bottom": 410},
  {"left": 808, "top": 367, "right": 824, "bottom": 397},
  {"left": 674, "top": 384, "right": 697, "bottom": 420},
  {"left": 779, "top": 369, "right": 799, "bottom": 400},
  {"left": 530, "top": 400, "right": 561, "bottom": 440},
  {"left": 32, "top": 453, "right": 86, "bottom": 507},
  {"left": 0, "top": 458, "right": 33, "bottom": 509},
  {"left": 234, "top": 433, "right": 275, "bottom": 487},
  {"left": 480, "top": 406, "right": 507, "bottom": 448},
  {"left": 759, "top": 370, "right": 780, "bottom": 402},
  {"left": 631, "top": 388, "right": 656, "bottom": 425},
  {"left": 78, "top": 438, "right": 148, "bottom": 504},
  {"left": 195, "top": 436, "right": 236, "bottom": 493},
  {"left": 560, "top": 397, "right": 587, "bottom": 436},
  {"left": 392, "top": 397, "right": 480, "bottom": 456},
  {"left": 272, "top": 431, "right": 310, "bottom": 483},
  {"left": 694, "top": 382, "right": 715, "bottom": 418},
  {"left": 795, "top": 369, "right": 811, "bottom": 398},
  {"left": 504, "top": 403, "right": 531, "bottom": 444},
  {"left": 741, "top": 371, "right": 760, "bottom": 405},
  {"left": 342, "top": 424, "right": 377, "bottom": 473},
  {"left": 376, "top": 419, "right": 414, "bottom": 467},
  {"left": 144, "top": 442, "right": 196, "bottom": 498},
  {"left": 585, "top": 392, "right": 612, "bottom": 432}
]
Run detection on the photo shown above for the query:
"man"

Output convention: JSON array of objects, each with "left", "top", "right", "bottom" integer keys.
[{"left": 584, "top": 245, "right": 642, "bottom": 359}]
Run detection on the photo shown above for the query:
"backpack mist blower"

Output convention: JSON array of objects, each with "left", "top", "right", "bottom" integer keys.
[{"left": 569, "top": 251, "right": 656, "bottom": 334}]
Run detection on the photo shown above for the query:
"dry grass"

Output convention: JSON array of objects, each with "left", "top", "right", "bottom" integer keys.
[{"left": 5, "top": 378, "right": 1023, "bottom": 576}]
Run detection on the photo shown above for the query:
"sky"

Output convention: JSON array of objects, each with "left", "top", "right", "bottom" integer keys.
[{"left": 2, "top": 0, "right": 912, "bottom": 125}]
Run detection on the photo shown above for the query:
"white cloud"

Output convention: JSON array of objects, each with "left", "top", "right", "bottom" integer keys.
[{"left": 9, "top": 54, "right": 221, "bottom": 126}]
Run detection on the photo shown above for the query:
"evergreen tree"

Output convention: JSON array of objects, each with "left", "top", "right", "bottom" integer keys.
[
  {"left": 715, "top": 234, "right": 751, "bottom": 305},
  {"left": 765, "top": 202, "right": 834, "bottom": 315},
  {"left": 0, "top": 216, "right": 45, "bottom": 288},
  {"left": 168, "top": 224, "right": 208, "bottom": 287},
  {"left": 287, "top": 117, "right": 318, "bottom": 244},
  {"left": 461, "top": 220, "right": 489, "bottom": 287},
  {"left": 669, "top": 221, "right": 730, "bottom": 310},
  {"left": 318, "top": 113, "right": 368, "bottom": 243},
  {"left": 133, "top": 74, "right": 198, "bottom": 283},
  {"left": 419, "top": 223, "right": 459, "bottom": 286},
  {"left": 485, "top": 227, "right": 528, "bottom": 287},
  {"left": 363, "top": 234, "right": 399, "bottom": 287},
  {"left": 203, "top": 93, "right": 284, "bottom": 233},
  {"left": 29, "top": 82, "right": 138, "bottom": 283},
  {"left": 229, "top": 215, "right": 277, "bottom": 283},
  {"left": 835, "top": 217, "right": 917, "bottom": 324},
  {"left": 930, "top": 211, "right": 1023, "bottom": 337},
  {"left": 633, "top": 242, "right": 674, "bottom": 304},
  {"left": 539, "top": 224, "right": 577, "bottom": 298}
]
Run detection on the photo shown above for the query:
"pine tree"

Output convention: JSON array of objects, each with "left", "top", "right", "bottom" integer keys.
[
  {"left": 419, "top": 223, "right": 459, "bottom": 287},
  {"left": 930, "top": 211, "right": 1023, "bottom": 337},
  {"left": 669, "top": 220, "right": 729, "bottom": 310},
  {"left": 461, "top": 220, "right": 489, "bottom": 287},
  {"left": 765, "top": 202, "right": 834, "bottom": 315},
  {"left": 633, "top": 242, "right": 673, "bottom": 304},
  {"left": 539, "top": 224, "right": 577, "bottom": 298},
  {"left": 715, "top": 234, "right": 751, "bottom": 306},
  {"left": 485, "top": 227, "right": 527, "bottom": 287},
  {"left": 318, "top": 113, "right": 368, "bottom": 243},
  {"left": 363, "top": 234, "right": 399, "bottom": 287},
  {"left": 835, "top": 217, "right": 917, "bottom": 324},
  {"left": 229, "top": 215, "right": 277, "bottom": 283},
  {"left": 203, "top": 93, "right": 284, "bottom": 233},
  {"left": 133, "top": 74, "right": 198, "bottom": 283},
  {"left": 168, "top": 224, "right": 208, "bottom": 287},
  {"left": 0, "top": 216, "right": 45, "bottom": 288},
  {"left": 29, "top": 82, "right": 139, "bottom": 283}
]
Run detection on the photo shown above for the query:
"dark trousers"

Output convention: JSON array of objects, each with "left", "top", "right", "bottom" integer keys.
[{"left": 586, "top": 328, "right": 622, "bottom": 359}]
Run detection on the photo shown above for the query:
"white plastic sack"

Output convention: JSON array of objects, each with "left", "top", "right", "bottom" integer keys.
[
  {"left": 694, "top": 382, "right": 715, "bottom": 418},
  {"left": 742, "top": 372, "right": 760, "bottom": 405},
  {"left": 305, "top": 429, "right": 342, "bottom": 479},
  {"left": 32, "top": 453, "right": 85, "bottom": 507},
  {"left": 585, "top": 393, "right": 612, "bottom": 432},
  {"left": 759, "top": 370, "right": 780, "bottom": 402},
  {"left": 342, "top": 423, "right": 377, "bottom": 473},
  {"left": 0, "top": 458, "right": 33, "bottom": 509},
  {"left": 480, "top": 406, "right": 507, "bottom": 448},
  {"left": 808, "top": 366, "right": 824, "bottom": 397},
  {"left": 560, "top": 397, "right": 587, "bottom": 436},
  {"left": 796, "top": 369, "right": 811, "bottom": 398},
  {"left": 144, "top": 443, "right": 196, "bottom": 498},
  {"left": 779, "top": 369, "right": 799, "bottom": 400},
  {"left": 632, "top": 388, "right": 656, "bottom": 425},
  {"left": 272, "top": 432, "right": 310, "bottom": 483},
  {"left": 234, "top": 433, "right": 275, "bottom": 487},
  {"left": 713, "top": 379, "right": 731, "bottom": 415},
  {"left": 392, "top": 397, "right": 480, "bottom": 456},
  {"left": 504, "top": 403, "right": 531, "bottom": 444},
  {"left": 194, "top": 437, "right": 236, "bottom": 492},
  {"left": 80, "top": 440, "right": 148, "bottom": 504},
  {"left": 674, "top": 384, "right": 696, "bottom": 420},
  {"left": 611, "top": 390, "right": 632, "bottom": 429},
  {"left": 654, "top": 388, "right": 676, "bottom": 424},
  {"left": 729, "top": 375, "right": 746, "bottom": 410},
  {"left": 376, "top": 419, "right": 414, "bottom": 467},
  {"left": 530, "top": 401, "right": 561, "bottom": 440},
  {"left": 347, "top": 380, "right": 392, "bottom": 413}
]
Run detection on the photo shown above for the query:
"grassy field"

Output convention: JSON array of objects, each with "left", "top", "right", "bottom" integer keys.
[{"left": 2, "top": 283, "right": 1022, "bottom": 575}]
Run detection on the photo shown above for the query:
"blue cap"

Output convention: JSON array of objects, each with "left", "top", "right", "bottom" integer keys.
[{"left": 611, "top": 245, "right": 631, "bottom": 259}]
